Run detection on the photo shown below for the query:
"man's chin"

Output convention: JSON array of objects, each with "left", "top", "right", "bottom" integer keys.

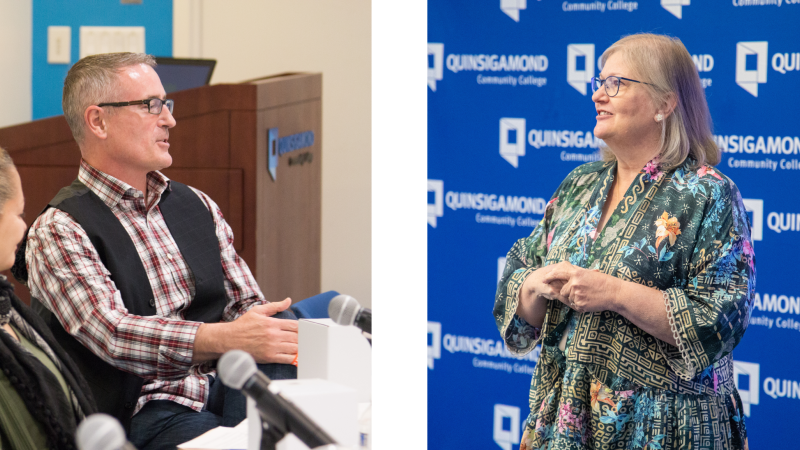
[{"left": 151, "top": 154, "right": 173, "bottom": 172}]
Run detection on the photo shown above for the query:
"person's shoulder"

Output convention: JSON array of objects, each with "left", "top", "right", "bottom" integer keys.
[
  {"left": 30, "top": 206, "right": 78, "bottom": 232},
  {"left": 174, "top": 182, "right": 223, "bottom": 216},
  {"left": 557, "top": 160, "right": 610, "bottom": 191},
  {"left": 569, "top": 160, "right": 608, "bottom": 177},
  {"left": 673, "top": 160, "right": 739, "bottom": 204}
]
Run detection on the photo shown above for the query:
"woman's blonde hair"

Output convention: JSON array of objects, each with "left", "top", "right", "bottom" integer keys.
[
  {"left": 0, "top": 147, "right": 16, "bottom": 210},
  {"left": 599, "top": 33, "right": 719, "bottom": 170}
]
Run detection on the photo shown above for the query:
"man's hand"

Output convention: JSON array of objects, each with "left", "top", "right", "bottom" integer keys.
[{"left": 193, "top": 298, "right": 298, "bottom": 364}]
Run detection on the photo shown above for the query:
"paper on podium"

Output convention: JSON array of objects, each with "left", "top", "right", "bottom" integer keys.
[
  {"left": 298, "top": 318, "right": 371, "bottom": 402},
  {"left": 177, "top": 420, "right": 248, "bottom": 449}
]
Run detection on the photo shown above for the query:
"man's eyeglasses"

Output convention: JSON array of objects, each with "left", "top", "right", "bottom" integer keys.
[
  {"left": 96, "top": 98, "right": 174, "bottom": 115},
  {"left": 590, "top": 76, "right": 653, "bottom": 97}
]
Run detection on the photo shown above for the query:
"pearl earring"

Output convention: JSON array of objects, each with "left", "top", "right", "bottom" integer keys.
[{"left": 656, "top": 113, "right": 664, "bottom": 122}]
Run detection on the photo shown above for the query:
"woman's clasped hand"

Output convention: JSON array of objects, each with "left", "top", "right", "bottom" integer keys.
[{"left": 540, "top": 262, "right": 618, "bottom": 313}]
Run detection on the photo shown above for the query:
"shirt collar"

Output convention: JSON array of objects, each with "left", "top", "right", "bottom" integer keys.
[{"left": 78, "top": 159, "right": 171, "bottom": 208}]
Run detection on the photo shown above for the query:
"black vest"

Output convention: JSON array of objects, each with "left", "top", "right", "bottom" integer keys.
[{"left": 12, "top": 179, "right": 227, "bottom": 430}]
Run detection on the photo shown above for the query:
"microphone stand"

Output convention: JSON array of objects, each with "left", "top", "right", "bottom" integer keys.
[
  {"left": 258, "top": 413, "right": 288, "bottom": 450},
  {"left": 362, "top": 331, "right": 372, "bottom": 346},
  {"left": 247, "top": 373, "right": 337, "bottom": 450}
]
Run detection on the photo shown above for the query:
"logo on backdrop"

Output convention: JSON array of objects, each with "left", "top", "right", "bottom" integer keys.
[
  {"left": 733, "top": 42, "right": 800, "bottom": 96},
  {"left": 567, "top": 44, "right": 595, "bottom": 95},
  {"left": 734, "top": 360, "right": 800, "bottom": 415},
  {"left": 427, "top": 321, "right": 540, "bottom": 374},
  {"left": 734, "top": 360, "right": 760, "bottom": 417},
  {"left": 428, "top": 321, "right": 442, "bottom": 369},
  {"left": 428, "top": 178, "right": 547, "bottom": 228},
  {"left": 428, "top": 43, "right": 445, "bottom": 91},
  {"left": 496, "top": 118, "right": 603, "bottom": 163},
  {"left": 444, "top": 50, "right": 549, "bottom": 87},
  {"left": 692, "top": 54, "right": 714, "bottom": 89},
  {"left": 716, "top": 132, "right": 800, "bottom": 172},
  {"left": 692, "top": 54, "right": 714, "bottom": 72},
  {"left": 750, "top": 290, "right": 800, "bottom": 333},
  {"left": 500, "top": 118, "right": 526, "bottom": 167},
  {"left": 766, "top": 210, "right": 800, "bottom": 234},
  {"left": 493, "top": 404, "right": 521, "bottom": 450},
  {"left": 428, "top": 179, "right": 444, "bottom": 227},
  {"left": 742, "top": 199, "right": 763, "bottom": 241},
  {"left": 562, "top": 1, "right": 638, "bottom": 12},
  {"left": 661, "top": 0, "right": 690, "bottom": 18},
  {"left": 736, "top": 41, "right": 768, "bottom": 97},
  {"left": 732, "top": 0, "right": 800, "bottom": 7},
  {"left": 500, "top": 0, "right": 527, "bottom": 21},
  {"left": 772, "top": 50, "right": 800, "bottom": 75}
]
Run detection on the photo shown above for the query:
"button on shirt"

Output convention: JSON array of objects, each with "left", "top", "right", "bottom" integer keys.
[{"left": 26, "top": 160, "right": 266, "bottom": 415}]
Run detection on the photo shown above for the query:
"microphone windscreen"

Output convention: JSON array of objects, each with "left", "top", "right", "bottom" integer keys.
[
  {"left": 328, "top": 295, "right": 360, "bottom": 327},
  {"left": 218, "top": 350, "right": 258, "bottom": 390},
  {"left": 76, "top": 413, "right": 127, "bottom": 450}
]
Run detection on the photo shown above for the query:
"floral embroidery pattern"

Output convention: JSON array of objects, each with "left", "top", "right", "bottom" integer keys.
[
  {"left": 655, "top": 211, "right": 681, "bottom": 248},
  {"left": 599, "top": 400, "right": 630, "bottom": 432},
  {"left": 558, "top": 402, "right": 589, "bottom": 447},
  {"left": 618, "top": 209, "right": 681, "bottom": 264},
  {"left": 568, "top": 205, "right": 601, "bottom": 266},
  {"left": 698, "top": 165, "right": 723, "bottom": 180},
  {"left": 642, "top": 158, "right": 664, "bottom": 182},
  {"left": 743, "top": 239, "right": 755, "bottom": 270}
]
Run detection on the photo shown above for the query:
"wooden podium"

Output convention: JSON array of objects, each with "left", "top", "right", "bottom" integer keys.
[{"left": 0, "top": 72, "right": 322, "bottom": 305}]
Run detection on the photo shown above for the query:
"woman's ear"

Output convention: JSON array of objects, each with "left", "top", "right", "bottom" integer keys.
[{"left": 659, "top": 93, "right": 678, "bottom": 121}]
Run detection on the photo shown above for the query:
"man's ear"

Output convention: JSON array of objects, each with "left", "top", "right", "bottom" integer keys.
[{"left": 84, "top": 105, "right": 109, "bottom": 140}]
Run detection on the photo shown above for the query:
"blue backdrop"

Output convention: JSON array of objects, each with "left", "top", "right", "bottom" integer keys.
[{"left": 427, "top": 2, "right": 800, "bottom": 448}]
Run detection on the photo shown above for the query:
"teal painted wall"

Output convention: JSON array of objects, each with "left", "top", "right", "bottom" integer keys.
[{"left": 32, "top": 0, "right": 172, "bottom": 119}]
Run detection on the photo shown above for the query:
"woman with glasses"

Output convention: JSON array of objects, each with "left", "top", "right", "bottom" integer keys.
[{"left": 494, "top": 33, "right": 753, "bottom": 449}]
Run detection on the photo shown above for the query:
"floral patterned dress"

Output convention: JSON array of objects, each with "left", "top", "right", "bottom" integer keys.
[{"left": 494, "top": 158, "right": 755, "bottom": 450}]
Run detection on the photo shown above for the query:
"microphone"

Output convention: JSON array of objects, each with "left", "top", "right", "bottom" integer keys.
[
  {"left": 218, "top": 350, "right": 337, "bottom": 448},
  {"left": 328, "top": 295, "right": 371, "bottom": 335},
  {"left": 76, "top": 413, "right": 137, "bottom": 450}
]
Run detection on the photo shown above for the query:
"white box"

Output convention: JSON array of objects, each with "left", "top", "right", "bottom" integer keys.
[
  {"left": 79, "top": 26, "right": 145, "bottom": 59},
  {"left": 247, "top": 379, "right": 357, "bottom": 450},
  {"left": 47, "top": 26, "right": 71, "bottom": 64},
  {"left": 298, "top": 318, "right": 371, "bottom": 403}
]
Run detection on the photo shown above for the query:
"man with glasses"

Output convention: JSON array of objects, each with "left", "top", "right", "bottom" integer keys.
[{"left": 17, "top": 53, "right": 299, "bottom": 449}]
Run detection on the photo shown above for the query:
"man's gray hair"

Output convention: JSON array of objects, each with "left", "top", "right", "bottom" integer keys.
[{"left": 62, "top": 52, "right": 156, "bottom": 144}]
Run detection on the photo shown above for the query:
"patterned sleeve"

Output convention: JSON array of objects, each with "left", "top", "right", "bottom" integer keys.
[
  {"left": 189, "top": 187, "right": 266, "bottom": 322},
  {"left": 493, "top": 182, "right": 564, "bottom": 356},
  {"left": 26, "top": 209, "right": 200, "bottom": 380},
  {"left": 659, "top": 177, "right": 756, "bottom": 380}
]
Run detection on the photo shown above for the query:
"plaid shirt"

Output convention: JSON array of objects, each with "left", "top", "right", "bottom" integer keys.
[{"left": 26, "top": 160, "right": 266, "bottom": 415}]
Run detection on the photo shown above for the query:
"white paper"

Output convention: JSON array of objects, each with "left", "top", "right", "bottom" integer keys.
[{"left": 177, "top": 420, "right": 249, "bottom": 449}]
